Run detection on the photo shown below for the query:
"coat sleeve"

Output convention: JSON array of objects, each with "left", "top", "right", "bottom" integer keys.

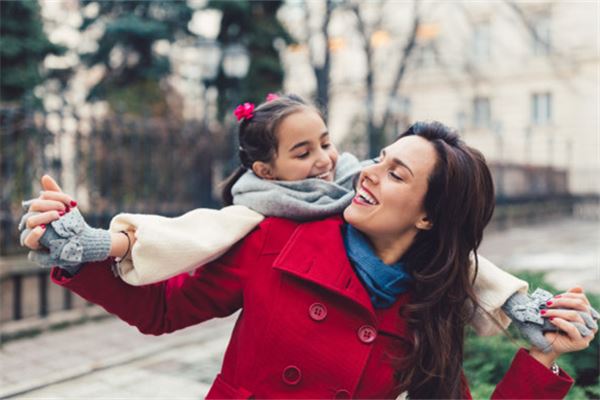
[
  {"left": 109, "top": 205, "right": 264, "bottom": 286},
  {"left": 490, "top": 348, "right": 573, "bottom": 399},
  {"left": 50, "top": 225, "right": 266, "bottom": 335}
]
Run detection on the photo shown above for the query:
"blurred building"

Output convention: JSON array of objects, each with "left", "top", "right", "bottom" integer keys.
[{"left": 281, "top": 1, "right": 599, "bottom": 195}]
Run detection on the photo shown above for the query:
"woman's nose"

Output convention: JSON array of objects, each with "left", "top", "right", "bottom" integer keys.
[{"left": 361, "top": 164, "right": 380, "bottom": 185}]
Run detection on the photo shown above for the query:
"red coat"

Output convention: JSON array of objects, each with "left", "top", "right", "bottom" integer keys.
[{"left": 52, "top": 216, "right": 573, "bottom": 399}]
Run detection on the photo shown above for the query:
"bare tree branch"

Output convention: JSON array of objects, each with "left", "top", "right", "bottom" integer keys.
[
  {"left": 303, "top": 1, "right": 334, "bottom": 120},
  {"left": 379, "top": 0, "right": 421, "bottom": 138},
  {"left": 349, "top": 2, "right": 378, "bottom": 156},
  {"left": 502, "top": 0, "right": 573, "bottom": 85}
]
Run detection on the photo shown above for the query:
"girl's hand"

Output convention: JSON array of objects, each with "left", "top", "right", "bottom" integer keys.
[
  {"left": 20, "top": 175, "right": 76, "bottom": 250},
  {"left": 530, "top": 286, "right": 598, "bottom": 367}
]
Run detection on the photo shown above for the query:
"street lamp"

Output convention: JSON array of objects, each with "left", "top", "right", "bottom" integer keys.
[
  {"left": 196, "top": 38, "right": 221, "bottom": 129},
  {"left": 222, "top": 43, "right": 250, "bottom": 172},
  {"left": 222, "top": 44, "right": 250, "bottom": 80}
]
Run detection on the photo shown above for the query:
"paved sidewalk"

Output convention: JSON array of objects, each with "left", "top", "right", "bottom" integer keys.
[{"left": 1, "top": 314, "right": 236, "bottom": 399}]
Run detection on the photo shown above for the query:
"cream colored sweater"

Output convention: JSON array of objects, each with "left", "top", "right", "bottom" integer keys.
[{"left": 109, "top": 206, "right": 527, "bottom": 336}]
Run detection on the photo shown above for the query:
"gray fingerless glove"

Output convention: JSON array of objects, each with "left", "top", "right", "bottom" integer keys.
[
  {"left": 502, "top": 288, "right": 599, "bottom": 353},
  {"left": 19, "top": 200, "right": 111, "bottom": 275}
]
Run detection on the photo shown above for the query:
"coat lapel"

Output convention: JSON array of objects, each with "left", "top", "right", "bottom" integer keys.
[{"left": 271, "top": 217, "right": 375, "bottom": 315}]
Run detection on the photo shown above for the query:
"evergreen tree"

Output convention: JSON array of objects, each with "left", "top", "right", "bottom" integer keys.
[
  {"left": 79, "top": 0, "right": 193, "bottom": 115},
  {"left": 0, "top": 1, "right": 63, "bottom": 103},
  {"left": 208, "top": 0, "right": 293, "bottom": 120}
]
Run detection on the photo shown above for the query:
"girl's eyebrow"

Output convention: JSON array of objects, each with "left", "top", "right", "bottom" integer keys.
[
  {"left": 381, "top": 149, "right": 414, "bottom": 177},
  {"left": 288, "top": 131, "right": 329, "bottom": 152}
]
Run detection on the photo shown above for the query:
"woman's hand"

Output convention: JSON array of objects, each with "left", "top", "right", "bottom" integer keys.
[
  {"left": 530, "top": 286, "right": 598, "bottom": 367},
  {"left": 20, "top": 175, "right": 76, "bottom": 250}
]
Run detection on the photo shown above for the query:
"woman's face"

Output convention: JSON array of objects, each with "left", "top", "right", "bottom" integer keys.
[
  {"left": 344, "top": 135, "right": 438, "bottom": 246},
  {"left": 255, "top": 108, "right": 339, "bottom": 182}
]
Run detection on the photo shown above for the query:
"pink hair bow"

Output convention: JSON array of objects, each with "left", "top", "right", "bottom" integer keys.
[{"left": 233, "top": 102, "right": 255, "bottom": 121}]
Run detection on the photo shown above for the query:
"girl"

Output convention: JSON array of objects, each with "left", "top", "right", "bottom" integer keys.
[{"left": 21, "top": 122, "right": 596, "bottom": 398}]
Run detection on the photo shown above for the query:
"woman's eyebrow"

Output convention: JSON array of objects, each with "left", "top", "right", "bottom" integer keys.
[
  {"left": 381, "top": 149, "right": 414, "bottom": 177},
  {"left": 288, "top": 131, "right": 329, "bottom": 152}
]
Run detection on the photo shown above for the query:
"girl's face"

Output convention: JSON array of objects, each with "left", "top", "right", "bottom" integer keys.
[
  {"left": 254, "top": 109, "right": 339, "bottom": 182},
  {"left": 343, "top": 135, "right": 437, "bottom": 250}
]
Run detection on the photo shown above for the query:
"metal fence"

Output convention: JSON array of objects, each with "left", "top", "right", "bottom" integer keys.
[{"left": 1, "top": 105, "right": 227, "bottom": 340}]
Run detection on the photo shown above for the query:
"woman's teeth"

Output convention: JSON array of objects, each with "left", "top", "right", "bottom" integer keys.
[
  {"left": 357, "top": 188, "right": 378, "bottom": 205},
  {"left": 314, "top": 171, "right": 330, "bottom": 179}
]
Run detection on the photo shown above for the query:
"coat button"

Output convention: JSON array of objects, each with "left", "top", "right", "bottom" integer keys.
[
  {"left": 308, "top": 303, "right": 327, "bottom": 321},
  {"left": 357, "top": 325, "right": 377, "bottom": 344},
  {"left": 282, "top": 365, "right": 302, "bottom": 385},
  {"left": 334, "top": 389, "right": 351, "bottom": 399}
]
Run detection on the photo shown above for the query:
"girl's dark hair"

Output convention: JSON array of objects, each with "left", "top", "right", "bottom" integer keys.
[
  {"left": 394, "top": 121, "right": 495, "bottom": 399},
  {"left": 220, "top": 94, "right": 322, "bottom": 205}
]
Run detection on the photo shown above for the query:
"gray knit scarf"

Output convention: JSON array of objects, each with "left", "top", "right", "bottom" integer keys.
[{"left": 231, "top": 153, "right": 371, "bottom": 221}]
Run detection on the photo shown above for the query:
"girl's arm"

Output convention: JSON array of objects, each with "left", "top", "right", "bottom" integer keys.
[
  {"left": 109, "top": 206, "right": 264, "bottom": 285},
  {"left": 469, "top": 254, "right": 529, "bottom": 336}
]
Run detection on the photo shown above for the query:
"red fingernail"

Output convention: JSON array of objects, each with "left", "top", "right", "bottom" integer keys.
[
  {"left": 549, "top": 317, "right": 555, "bottom": 320},
  {"left": 59, "top": 211, "right": 65, "bottom": 216},
  {"left": 41, "top": 224, "right": 46, "bottom": 229},
  {"left": 546, "top": 301, "right": 553, "bottom": 306},
  {"left": 65, "top": 206, "right": 71, "bottom": 213},
  {"left": 70, "top": 200, "right": 77, "bottom": 207},
  {"left": 541, "top": 309, "right": 547, "bottom": 315}
]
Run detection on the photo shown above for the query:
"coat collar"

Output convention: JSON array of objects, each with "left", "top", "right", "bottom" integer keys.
[
  {"left": 271, "top": 217, "right": 375, "bottom": 315},
  {"left": 271, "top": 216, "right": 412, "bottom": 341}
]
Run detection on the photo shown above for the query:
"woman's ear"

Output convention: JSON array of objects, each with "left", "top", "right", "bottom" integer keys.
[
  {"left": 252, "top": 161, "right": 275, "bottom": 180},
  {"left": 416, "top": 215, "right": 433, "bottom": 231}
]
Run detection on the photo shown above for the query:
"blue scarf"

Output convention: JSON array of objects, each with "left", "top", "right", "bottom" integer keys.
[{"left": 342, "top": 224, "right": 412, "bottom": 308}]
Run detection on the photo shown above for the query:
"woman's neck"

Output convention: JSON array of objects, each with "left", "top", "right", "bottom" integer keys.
[{"left": 367, "top": 232, "right": 415, "bottom": 265}]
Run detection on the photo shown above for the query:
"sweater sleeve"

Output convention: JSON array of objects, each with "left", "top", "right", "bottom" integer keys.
[
  {"left": 491, "top": 348, "right": 573, "bottom": 399},
  {"left": 469, "top": 254, "right": 529, "bottom": 336},
  {"left": 50, "top": 226, "right": 265, "bottom": 335},
  {"left": 108, "top": 205, "right": 264, "bottom": 286}
]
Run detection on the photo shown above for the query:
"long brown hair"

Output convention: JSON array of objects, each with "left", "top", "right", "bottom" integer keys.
[
  {"left": 395, "top": 121, "right": 495, "bottom": 398},
  {"left": 221, "top": 94, "right": 323, "bottom": 205}
]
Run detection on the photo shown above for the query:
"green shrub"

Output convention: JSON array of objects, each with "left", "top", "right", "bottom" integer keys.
[{"left": 464, "top": 271, "right": 599, "bottom": 399}]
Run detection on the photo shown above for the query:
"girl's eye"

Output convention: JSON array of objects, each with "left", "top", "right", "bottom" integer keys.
[
  {"left": 389, "top": 171, "right": 403, "bottom": 181},
  {"left": 297, "top": 152, "right": 309, "bottom": 159},
  {"left": 322, "top": 143, "right": 331, "bottom": 149}
]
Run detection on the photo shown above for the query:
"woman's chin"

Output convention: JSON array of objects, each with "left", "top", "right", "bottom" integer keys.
[{"left": 343, "top": 204, "right": 366, "bottom": 228}]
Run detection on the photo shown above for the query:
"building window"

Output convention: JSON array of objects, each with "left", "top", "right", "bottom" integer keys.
[
  {"left": 531, "top": 92, "right": 552, "bottom": 125},
  {"left": 472, "top": 97, "right": 491, "bottom": 128},
  {"left": 472, "top": 22, "right": 491, "bottom": 62},
  {"left": 532, "top": 14, "right": 551, "bottom": 55}
]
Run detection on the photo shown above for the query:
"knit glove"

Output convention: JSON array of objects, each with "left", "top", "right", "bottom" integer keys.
[
  {"left": 502, "top": 288, "right": 600, "bottom": 353},
  {"left": 19, "top": 200, "right": 111, "bottom": 275}
]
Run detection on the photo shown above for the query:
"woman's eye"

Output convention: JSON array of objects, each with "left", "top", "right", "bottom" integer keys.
[
  {"left": 389, "top": 171, "right": 403, "bottom": 181},
  {"left": 297, "top": 152, "right": 309, "bottom": 159},
  {"left": 322, "top": 143, "right": 331, "bottom": 149}
]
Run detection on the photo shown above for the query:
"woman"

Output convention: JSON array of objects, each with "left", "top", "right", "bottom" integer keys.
[{"left": 21, "top": 121, "right": 595, "bottom": 398}]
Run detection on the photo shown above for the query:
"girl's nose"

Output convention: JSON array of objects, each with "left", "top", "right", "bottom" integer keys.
[{"left": 315, "top": 149, "right": 332, "bottom": 168}]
